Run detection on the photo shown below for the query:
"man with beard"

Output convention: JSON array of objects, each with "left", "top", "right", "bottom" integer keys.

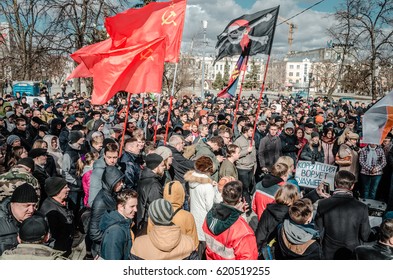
[{"left": 136, "top": 153, "right": 165, "bottom": 235}]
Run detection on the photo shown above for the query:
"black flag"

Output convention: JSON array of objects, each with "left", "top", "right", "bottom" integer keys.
[{"left": 215, "top": 6, "right": 279, "bottom": 63}]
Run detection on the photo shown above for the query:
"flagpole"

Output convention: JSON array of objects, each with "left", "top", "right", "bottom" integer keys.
[
  {"left": 119, "top": 92, "right": 132, "bottom": 156},
  {"left": 232, "top": 56, "right": 249, "bottom": 131},
  {"left": 250, "top": 5, "right": 280, "bottom": 147},
  {"left": 164, "top": 63, "right": 179, "bottom": 145},
  {"left": 251, "top": 56, "right": 271, "bottom": 147},
  {"left": 153, "top": 93, "right": 162, "bottom": 143}
]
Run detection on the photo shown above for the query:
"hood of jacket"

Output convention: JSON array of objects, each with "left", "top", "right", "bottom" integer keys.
[
  {"left": 265, "top": 203, "right": 289, "bottom": 222},
  {"left": 102, "top": 166, "right": 124, "bottom": 193},
  {"left": 163, "top": 181, "right": 185, "bottom": 210},
  {"left": 93, "top": 156, "right": 107, "bottom": 169},
  {"left": 184, "top": 170, "right": 212, "bottom": 189},
  {"left": 92, "top": 119, "right": 105, "bottom": 131},
  {"left": 262, "top": 174, "right": 283, "bottom": 188},
  {"left": 99, "top": 210, "right": 131, "bottom": 232},
  {"left": 282, "top": 219, "right": 319, "bottom": 245},
  {"left": 43, "top": 135, "right": 61, "bottom": 154},
  {"left": 148, "top": 225, "right": 182, "bottom": 252},
  {"left": 82, "top": 165, "right": 93, "bottom": 176},
  {"left": 205, "top": 203, "right": 242, "bottom": 235}
]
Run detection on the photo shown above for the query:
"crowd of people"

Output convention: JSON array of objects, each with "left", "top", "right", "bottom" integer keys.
[{"left": 0, "top": 87, "right": 392, "bottom": 260}]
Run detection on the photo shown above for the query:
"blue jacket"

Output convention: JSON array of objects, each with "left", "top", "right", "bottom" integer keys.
[
  {"left": 119, "top": 151, "right": 142, "bottom": 190},
  {"left": 99, "top": 210, "right": 132, "bottom": 260}
]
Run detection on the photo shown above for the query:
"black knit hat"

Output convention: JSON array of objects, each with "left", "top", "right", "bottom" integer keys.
[
  {"left": 45, "top": 177, "right": 67, "bottom": 197},
  {"left": 19, "top": 215, "right": 49, "bottom": 242},
  {"left": 145, "top": 153, "right": 163, "bottom": 170},
  {"left": 11, "top": 183, "right": 38, "bottom": 203},
  {"left": 17, "top": 157, "right": 35, "bottom": 172}
]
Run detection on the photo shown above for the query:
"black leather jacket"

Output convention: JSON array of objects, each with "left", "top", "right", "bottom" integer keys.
[{"left": 355, "top": 242, "right": 393, "bottom": 260}]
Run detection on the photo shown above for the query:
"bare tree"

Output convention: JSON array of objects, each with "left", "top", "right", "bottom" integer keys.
[
  {"left": 0, "top": 0, "right": 55, "bottom": 81},
  {"left": 329, "top": 0, "right": 393, "bottom": 99}
]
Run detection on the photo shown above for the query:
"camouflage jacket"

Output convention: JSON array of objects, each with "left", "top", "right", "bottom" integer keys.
[
  {"left": 0, "top": 166, "right": 40, "bottom": 203},
  {"left": 0, "top": 243, "right": 68, "bottom": 260}
]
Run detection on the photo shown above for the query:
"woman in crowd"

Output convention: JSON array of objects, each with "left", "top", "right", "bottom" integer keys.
[
  {"left": 321, "top": 127, "right": 336, "bottom": 165},
  {"left": 43, "top": 135, "right": 63, "bottom": 175}
]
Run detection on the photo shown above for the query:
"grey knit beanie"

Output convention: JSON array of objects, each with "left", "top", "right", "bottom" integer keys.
[{"left": 148, "top": 199, "right": 173, "bottom": 226}]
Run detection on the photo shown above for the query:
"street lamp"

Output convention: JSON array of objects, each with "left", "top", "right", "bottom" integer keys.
[{"left": 201, "top": 20, "right": 208, "bottom": 100}]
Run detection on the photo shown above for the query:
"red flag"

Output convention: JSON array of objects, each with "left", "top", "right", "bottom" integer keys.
[
  {"left": 67, "top": 39, "right": 113, "bottom": 79},
  {"left": 66, "top": 63, "right": 92, "bottom": 80},
  {"left": 105, "top": 0, "right": 186, "bottom": 63},
  {"left": 70, "top": 38, "right": 113, "bottom": 63},
  {"left": 79, "top": 38, "right": 166, "bottom": 105}
]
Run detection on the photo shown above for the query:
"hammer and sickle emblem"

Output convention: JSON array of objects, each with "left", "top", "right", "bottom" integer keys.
[
  {"left": 140, "top": 48, "right": 154, "bottom": 61},
  {"left": 162, "top": 10, "right": 177, "bottom": 26},
  {"left": 232, "top": 69, "right": 240, "bottom": 79}
]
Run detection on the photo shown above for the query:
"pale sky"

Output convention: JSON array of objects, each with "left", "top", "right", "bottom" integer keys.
[{"left": 183, "top": 0, "right": 346, "bottom": 56}]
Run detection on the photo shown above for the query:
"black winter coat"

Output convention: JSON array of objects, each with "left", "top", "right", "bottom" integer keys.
[
  {"left": 315, "top": 192, "right": 371, "bottom": 260},
  {"left": 0, "top": 199, "right": 19, "bottom": 255},
  {"left": 280, "top": 132, "right": 298, "bottom": 163},
  {"left": 136, "top": 168, "right": 163, "bottom": 227},
  {"left": 255, "top": 203, "right": 289, "bottom": 247},
  {"left": 39, "top": 197, "right": 74, "bottom": 257},
  {"left": 275, "top": 224, "right": 322, "bottom": 260},
  {"left": 355, "top": 242, "right": 393, "bottom": 260},
  {"left": 168, "top": 145, "right": 194, "bottom": 185}
]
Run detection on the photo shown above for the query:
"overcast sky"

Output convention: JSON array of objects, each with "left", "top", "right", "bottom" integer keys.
[{"left": 183, "top": 0, "right": 344, "bottom": 56}]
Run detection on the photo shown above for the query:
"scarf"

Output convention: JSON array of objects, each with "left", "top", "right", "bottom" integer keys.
[
  {"left": 367, "top": 146, "right": 377, "bottom": 167},
  {"left": 283, "top": 219, "right": 319, "bottom": 245}
]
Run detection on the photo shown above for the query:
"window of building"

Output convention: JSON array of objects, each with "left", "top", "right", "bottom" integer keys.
[
  {"left": 296, "top": 72, "right": 300, "bottom": 77},
  {"left": 289, "top": 72, "right": 293, "bottom": 77},
  {"left": 297, "top": 65, "right": 300, "bottom": 69},
  {"left": 289, "top": 65, "right": 294, "bottom": 69}
]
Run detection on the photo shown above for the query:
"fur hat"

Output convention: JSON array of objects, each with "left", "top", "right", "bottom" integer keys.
[
  {"left": 148, "top": 199, "right": 173, "bottom": 226},
  {"left": 11, "top": 183, "right": 38, "bottom": 203},
  {"left": 194, "top": 155, "right": 214, "bottom": 174},
  {"left": 145, "top": 153, "right": 164, "bottom": 170}
]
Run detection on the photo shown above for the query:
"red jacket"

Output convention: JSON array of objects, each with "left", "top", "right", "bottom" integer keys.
[
  {"left": 202, "top": 206, "right": 258, "bottom": 260},
  {"left": 252, "top": 174, "right": 284, "bottom": 220}
]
